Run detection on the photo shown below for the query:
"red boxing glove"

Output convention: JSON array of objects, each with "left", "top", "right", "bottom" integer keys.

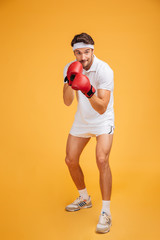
[
  {"left": 64, "top": 61, "right": 83, "bottom": 86},
  {"left": 72, "top": 73, "right": 96, "bottom": 98}
]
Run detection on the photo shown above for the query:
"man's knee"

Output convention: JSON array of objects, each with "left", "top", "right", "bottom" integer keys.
[
  {"left": 96, "top": 155, "right": 110, "bottom": 171},
  {"left": 65, "top": 155, "right": 79, "bottom": 168}
]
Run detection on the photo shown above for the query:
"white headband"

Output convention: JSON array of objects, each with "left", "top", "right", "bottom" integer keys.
[{"left": 72, "top": 42, "right": 94, "bottom": 51}]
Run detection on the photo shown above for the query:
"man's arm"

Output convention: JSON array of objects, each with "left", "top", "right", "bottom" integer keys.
[
  {"left": 63, "top": 83, "right": 75, "bottom": 106},
  {"left": 89, "top": 89, "right": 111, "bottom": 115},
  {"left": 70, "top": 72, "right": 111, "bottom": 113}
]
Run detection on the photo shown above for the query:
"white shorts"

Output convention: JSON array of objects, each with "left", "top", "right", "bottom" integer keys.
[{"left": 70, "top": 125, "right": 115, "bottom": 138}]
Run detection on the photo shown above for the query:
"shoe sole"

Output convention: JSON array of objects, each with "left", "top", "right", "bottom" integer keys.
[
  {"left": 96, "top": 223, "right": 112, "bottom": 233},
  {"left": 96, "top": 230, "right": 110, "bottom": 234},
  {"left": 65, "top": 204, "right": 92, "bottom": 212},
  {"left": 96, "top": 228, "right": 110, "bottom": 234}
]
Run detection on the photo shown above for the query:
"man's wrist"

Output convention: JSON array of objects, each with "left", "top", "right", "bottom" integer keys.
[{"left": 85, "top": 85, "right": 96, "bottom": 98}]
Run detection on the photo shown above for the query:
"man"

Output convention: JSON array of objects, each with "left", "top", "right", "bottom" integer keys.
[{"left": 63, "top": 33, "right": 114, "bottom": 234}]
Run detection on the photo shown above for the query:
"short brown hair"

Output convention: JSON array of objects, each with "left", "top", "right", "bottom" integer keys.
[{"left": 71, "top": 33, "right": 95, "bottom": 47}]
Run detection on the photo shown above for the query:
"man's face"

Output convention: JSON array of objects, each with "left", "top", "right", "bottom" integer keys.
[{"left": 74, "top": 48, "right": 94, "bottom": 70}]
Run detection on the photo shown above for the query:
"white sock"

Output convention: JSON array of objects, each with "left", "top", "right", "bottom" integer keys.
[
  {"left": 78, "top": 188, "right": 89, "bottom": 200},
  {"left": 101, "top": 200, "right": 111, "bottom": 216}
]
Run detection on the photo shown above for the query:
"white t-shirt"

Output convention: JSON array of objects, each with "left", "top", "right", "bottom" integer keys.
[{"left": 63, "top": 55, "right": 114, "bottom": 128}]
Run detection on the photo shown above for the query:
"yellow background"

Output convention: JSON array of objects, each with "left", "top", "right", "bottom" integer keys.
[{"left": 0, "top": 0, "right": 160, "bottom": 239}]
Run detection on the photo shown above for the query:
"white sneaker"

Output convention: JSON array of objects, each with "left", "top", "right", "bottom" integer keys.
[
  {"left": 96, "top": 212, "right": 112, "bottom": 233},
  {"left": 65, "top": 196, "right": 92, "bottom": 212}
]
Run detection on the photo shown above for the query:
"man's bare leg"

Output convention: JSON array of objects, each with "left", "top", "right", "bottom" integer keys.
[
  {"left": 96, "top": 134, "right": 113, "bottom": 200},
  {"left": 65, "top": 134, "right": 90, "bottom": 190},
  {"left": 96, "top": 134, "right": 113, "bottom": 233},
  {"left": 65, "top": 134, "right": 92, "bottom": 212}
]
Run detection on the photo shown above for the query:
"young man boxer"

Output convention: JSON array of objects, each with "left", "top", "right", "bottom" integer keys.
[{"left": 63, "top": 33, "right": 115, "bottom": 234}]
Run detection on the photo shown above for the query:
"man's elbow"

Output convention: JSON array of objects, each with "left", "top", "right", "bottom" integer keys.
[
  {"left": 63, "top": 98, "right": 73, "bottom": 106},
  {"left": 64, "top": 101, "right": 71, "bottom": 106},
  {"left": 99, "top": 110, "right": 105, "bottom": 115},
  {"left": 98, "top": 105, "right": 107, "bottom": 115}
]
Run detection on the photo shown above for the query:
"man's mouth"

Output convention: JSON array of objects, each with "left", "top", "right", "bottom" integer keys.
[{"left": 81, "top": 61, "right": 87, "bottom": 64}]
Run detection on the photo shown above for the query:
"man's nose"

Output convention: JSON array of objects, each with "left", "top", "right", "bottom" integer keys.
[{"left": 81, "top": 54, "right": 86, "bottom": 60}]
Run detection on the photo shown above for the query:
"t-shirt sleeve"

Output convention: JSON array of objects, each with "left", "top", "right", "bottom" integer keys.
[
  {"left": 97, "top": 66, "right": 114, "bottom": 91},
  {"left": 63, "top": 63, "right": 70, "bottom": 84},
  {"left": 63, "top": 64, "right": 69, "bottom": 79},
  {"left": 63, "top": 61, "right": 75, "bottom": 83}
]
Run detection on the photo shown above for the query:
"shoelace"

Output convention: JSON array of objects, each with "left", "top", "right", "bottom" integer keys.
[{"left": 100, "top": 213, "right": 110, "bottom": 224}]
